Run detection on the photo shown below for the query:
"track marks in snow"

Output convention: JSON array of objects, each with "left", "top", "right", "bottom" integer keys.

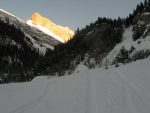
[
  {"left": 116, "top": 70, "right": 150, "bottom": 113},
  {"left": 9, "top": 78, "right": 60, "bottom": 113},
  {"left": 86, "top": 72, "right": 99, "bottom": 113},
  {"left": 1, "top": 60, "right": 150, "bottom": 113}
]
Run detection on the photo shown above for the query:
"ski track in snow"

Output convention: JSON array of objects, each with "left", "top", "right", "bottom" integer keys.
[
  {"left": 1, "top": 60, "right": 150, "bottom": 113},
  {"left": 116, "top": 70, "right": 150, "bottom": 113},
  {"left": 86, "top": 71, "right": 99, "bottom": 113},
  {"left": 9, "top": 78, "right": 61, "bottom": 113}
]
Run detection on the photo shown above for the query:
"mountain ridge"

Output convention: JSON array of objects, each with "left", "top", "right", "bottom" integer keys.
[
  {"left": 0, "top": 8, "right": 62, "bottom": 82},
  {"left": 27, "top": 12, "right": 75, "bottom": 43}
]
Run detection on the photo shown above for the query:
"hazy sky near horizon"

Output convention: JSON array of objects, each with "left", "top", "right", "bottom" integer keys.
[{"left": 0, "top": 0, "right": 143, "bottom": 30}]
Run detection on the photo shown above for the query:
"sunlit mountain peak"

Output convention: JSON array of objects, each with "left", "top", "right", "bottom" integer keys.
[{"left": 27, "top": 12, "right": 75, "bottom": 43}]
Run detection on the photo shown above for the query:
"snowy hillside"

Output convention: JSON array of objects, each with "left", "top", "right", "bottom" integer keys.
[
  {"left": 27, "top": 20, "right": 65, "bottom": 43},
  {"left": 0, "top": 9, "right": 60, "bottom": 55},
  {"left": 0, "top": 58, "right": 150, "bottom": 113},
  {"left": 0, "top": 8, "right": 63, "bottom": 82},
  {"left": 103, "top": 25, "right": 150, "bottom": 65}
]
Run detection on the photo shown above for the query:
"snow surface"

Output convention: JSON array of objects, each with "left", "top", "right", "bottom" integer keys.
[
  {"left": 26, "top": 20, "right": 65, "bottom": 43},
  {"left": 0, "top": 59, "right": 150, "bottom": 113}
]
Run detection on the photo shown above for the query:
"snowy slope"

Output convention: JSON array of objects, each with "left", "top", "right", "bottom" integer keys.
[
  {"left": 0, "top": 58, "right": 150, "bottom": 113},
  {"left": 103, "top": 26, "right": 150, "bottom": 65},
  {"left": 0, "top": 8, "right": 24, "bottom": 23},
  {"left": 0, "top": 9, "right": 60, "bottom": 55},
  {"left": 27, "top": 20, "right": 65, "bottom": 43}
]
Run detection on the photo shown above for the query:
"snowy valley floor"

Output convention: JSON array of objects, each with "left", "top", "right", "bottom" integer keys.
[{"left": 0, "top": 59, "right": 150, "bottom": 113}]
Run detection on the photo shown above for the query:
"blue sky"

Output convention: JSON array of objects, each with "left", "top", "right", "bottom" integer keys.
[{"left": 0, "top": 0, "right": 143, "bottom": 30}]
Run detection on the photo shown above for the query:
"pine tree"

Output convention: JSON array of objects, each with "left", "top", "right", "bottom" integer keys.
[
  {"left": 148, "top": 0, "right": 150, "bottom": 11},
  {"left": 116, "top": 46, "right": 130, "bottom": 64},
  {"left": 139, "top": 2, "right": 144, "bottom": 12},
  {"left": 144, "top": 0, "right": 148, "bottom": 8},
  {"left": 76, "top": 27, "right": 80, "bottom": 35}
]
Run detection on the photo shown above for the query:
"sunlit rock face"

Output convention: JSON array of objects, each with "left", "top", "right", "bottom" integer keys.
[{"left": 29, "top": 12, "right": 74, "bottom": 43}]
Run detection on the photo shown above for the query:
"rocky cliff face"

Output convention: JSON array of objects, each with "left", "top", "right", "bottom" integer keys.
[{"left": 28, "top": 12, "right": 74, "bottom": 43}]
